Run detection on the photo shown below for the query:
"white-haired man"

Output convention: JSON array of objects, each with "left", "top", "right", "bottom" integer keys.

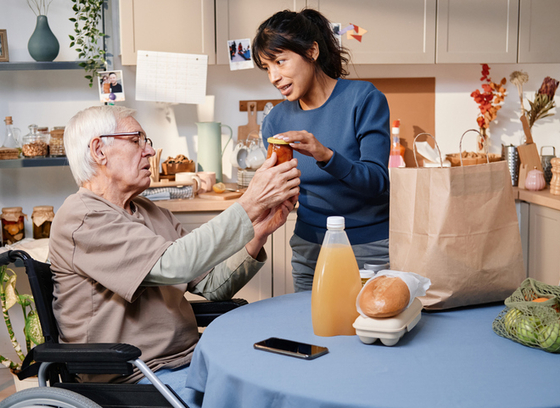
[{"left": 49, "top": 106, "right": 300, "bottom": 399}]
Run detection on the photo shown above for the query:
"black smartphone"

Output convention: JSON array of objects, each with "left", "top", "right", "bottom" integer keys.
[{"left": 253, "top": 337, "right": 329, "bottom": 360}]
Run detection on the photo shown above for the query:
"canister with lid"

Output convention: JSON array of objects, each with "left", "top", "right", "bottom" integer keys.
[
  {"left": 32, "top": 206, "right": 55, "bottom": 239},
  {"left": 49, "top": 126, "right": 65, "bottom": 156},
  {"left": 22, "top": 124, "right": 49, "bottom": 158},
  {"left": 266, "top": 137, "right": 293, "bottom": 165},
  {"left": 1, "top": 207, "right": 27, "bottom": 246}
]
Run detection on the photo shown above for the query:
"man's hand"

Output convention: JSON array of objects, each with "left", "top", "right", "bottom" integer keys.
[
  {"left": 245, "top": 195, "right": 297, "bottom": 259},
  {"left": 238, "top": 153, "right": 300, "bottom": 222}
]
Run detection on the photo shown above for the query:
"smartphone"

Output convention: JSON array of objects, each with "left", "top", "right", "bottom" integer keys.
[{"left": 254, "top": 337, "right": 329, "bottom": 360}]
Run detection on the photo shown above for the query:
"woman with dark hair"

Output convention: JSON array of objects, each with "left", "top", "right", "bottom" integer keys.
[{"left": 252, "top": 9, "right": 391, "bottom": 292}]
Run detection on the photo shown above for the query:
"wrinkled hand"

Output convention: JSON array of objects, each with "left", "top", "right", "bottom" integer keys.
[
  {"left": 238, "top": 153, "right": 300, "bottom": 222},
  {"left": 275, "top": 130, "right": 333, "bottom": 163}
]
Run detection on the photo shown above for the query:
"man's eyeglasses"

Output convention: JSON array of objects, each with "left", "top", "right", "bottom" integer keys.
[{"left": 99, "top": 132, "right": 153, "bottom": 149}]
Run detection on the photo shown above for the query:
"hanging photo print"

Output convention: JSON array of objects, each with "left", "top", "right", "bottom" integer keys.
[
  {"left": 227, "top": 38, "right": 254, "bottom": 71},
  {"left": 98, "top": 70, "right": 125, "bottom": 104}
]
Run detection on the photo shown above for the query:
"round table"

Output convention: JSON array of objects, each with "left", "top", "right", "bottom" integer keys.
[{"left": 184, "top": 292, "right": 560, "bottom": 408}]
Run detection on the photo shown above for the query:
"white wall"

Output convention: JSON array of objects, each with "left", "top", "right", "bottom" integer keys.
[{"left": 1, "top": 0, "right": 559, "bottom": 242}]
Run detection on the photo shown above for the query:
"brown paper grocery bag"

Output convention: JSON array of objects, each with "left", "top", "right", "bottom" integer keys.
[{"left": 389, "top": 159, "right": 525, "bottom": 310}]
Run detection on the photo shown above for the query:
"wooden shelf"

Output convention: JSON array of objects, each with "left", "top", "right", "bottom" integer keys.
[
  {"left": 0, "top": 157, "right": 68, "bottom": 168},
  {"left": 0, "top": 61, "right": 84, "bottom": 71}
]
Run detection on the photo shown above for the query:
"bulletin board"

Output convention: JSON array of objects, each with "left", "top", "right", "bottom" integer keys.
[{"left": 361, "top": 77, "right": 436, "bottom": 167}]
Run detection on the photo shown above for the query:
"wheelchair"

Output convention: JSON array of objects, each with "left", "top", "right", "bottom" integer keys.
[{"left": 0, "top": 250, "right": 247, "bottom": 408}]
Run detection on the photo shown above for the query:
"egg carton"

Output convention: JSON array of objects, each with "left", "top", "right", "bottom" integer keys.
[{"left": 353, "top": 298, "right": 423, "bottom": 346}]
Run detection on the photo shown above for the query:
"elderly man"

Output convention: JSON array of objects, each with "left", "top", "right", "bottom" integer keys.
[{"left": 48, "top": 106, "right": 300, "bottom": 398}]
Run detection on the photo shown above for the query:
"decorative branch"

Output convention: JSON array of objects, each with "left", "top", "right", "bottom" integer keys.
[{"left": 26, "top": 0, "right": 54, "bottom": 16}]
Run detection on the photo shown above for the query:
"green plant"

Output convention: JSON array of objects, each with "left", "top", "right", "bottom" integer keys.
[
  {"left": 0, "top": 265, "right": 43, "bottom": 372},
  {"left": 69, "top": 0, "right": 107, "bottom": 87}
]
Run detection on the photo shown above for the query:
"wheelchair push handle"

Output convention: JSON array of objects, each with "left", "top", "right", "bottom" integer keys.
[{"left": 0, "top": 250, "right": 30, "bottom": 266}]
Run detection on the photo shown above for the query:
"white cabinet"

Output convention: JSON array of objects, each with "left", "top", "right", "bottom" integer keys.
[
  {"left": 174, "top": 212, "right": 272, "bottom": 303},
  {"left": 215, "top": 0, "right": 306, "bottom": 65},
  {"left": 527, "top": 204, "right": 560, "bottom": 285},
  {"left": 436, "top": 0, "right": 519, "bottom": 63},
  {"left": 518, "top": 0, "right": 560, "bottom": 63},
  {"left": 307, "top": 0, "right": 436, "bottom": 64},
  {"left": 119, "top": 0, "right": 215, "bottom": 65}
]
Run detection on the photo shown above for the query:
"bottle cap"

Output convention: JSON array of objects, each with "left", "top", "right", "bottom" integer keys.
[
  {"left": 4, "top": 117, "right": 13, "bottom": 125},
  {"left": 327, "top": 216, "right": 345, "bottom": 229}
]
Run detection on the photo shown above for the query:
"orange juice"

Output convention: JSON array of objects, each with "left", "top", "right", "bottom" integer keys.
[{"left": 311, "top": 244, "right": 362, "bottom": 336}]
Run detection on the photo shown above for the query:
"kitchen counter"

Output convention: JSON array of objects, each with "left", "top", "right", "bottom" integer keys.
[
  {"left": 155, "top": 196, "right": 240, "bottom": 213},
  {"left": 154, "top": 186, "right": 560, "bottom": 214},
  {"left": 514, "top": 186, "right": 560, "bottom": 211}
]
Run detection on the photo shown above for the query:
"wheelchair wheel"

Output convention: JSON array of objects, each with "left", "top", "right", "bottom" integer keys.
[{"left": 0, "top": 387, "right": 102, "bottom": 408}]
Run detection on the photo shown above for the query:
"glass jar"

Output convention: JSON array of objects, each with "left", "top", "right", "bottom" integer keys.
[
  {"left": 266, "top": 137, "right": 293, "bottom": 165},
  {"left": 32, "top": 205, "right": 55, "bottom": 239},
  {"left": 49, "top": 126, "right": 65, "bottom": 157},
  {"left": 1, "top": 207, "right": 26, "bottom": 246},
  {"left": 22, "top": 124, "right": 49, "bottom": 158}
]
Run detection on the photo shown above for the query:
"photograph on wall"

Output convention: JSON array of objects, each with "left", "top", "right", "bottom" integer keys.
[
  {"left": 0, "top": 29, "right": 9, "bottom": 62},
  {"left": 97, "top": 70, "right": 125, "bottom": 104},
  {"left": 227, "top": 38, "right": 254, "bottom": 71}
]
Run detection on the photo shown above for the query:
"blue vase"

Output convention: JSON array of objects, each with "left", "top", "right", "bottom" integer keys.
[{"left": 27, "top": 15, "right": 60, "bottom": 62}]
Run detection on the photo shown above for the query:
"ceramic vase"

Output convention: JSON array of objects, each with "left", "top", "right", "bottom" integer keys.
[{"left": 27, "top": 15, "right": 60, "bottom": 62}]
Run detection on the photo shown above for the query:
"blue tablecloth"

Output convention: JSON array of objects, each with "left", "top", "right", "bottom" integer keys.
[{"left": 185, "top": 292, "right": 560, "bottom": 408}]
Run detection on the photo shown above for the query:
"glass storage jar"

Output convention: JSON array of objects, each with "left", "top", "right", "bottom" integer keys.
[
  {"left": 32, "top": 205, "right": 55, "bottom": 239},
  {"left": 266, "top": 137, "right": 293, "bottom": 165},
  {"left": 1, "top": 207, "right": 26, "bottom": 246},
  {"left": 22, "top": 124, "right": 49, "bottom": 158},
  {"left": 49, "top": 126, "right": 65, "bottom": 157}
]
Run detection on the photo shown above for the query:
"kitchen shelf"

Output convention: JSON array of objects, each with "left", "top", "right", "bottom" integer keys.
[
  {"left": 0, "top": 157, "right": 68, "bottom": 168},
  {"left": 0, "top": 61, "right": 84, "bottom": 71}
]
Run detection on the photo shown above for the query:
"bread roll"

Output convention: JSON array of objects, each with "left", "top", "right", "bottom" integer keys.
[{"left": 359, "top": 276, "right": 410, "bottom": 318}]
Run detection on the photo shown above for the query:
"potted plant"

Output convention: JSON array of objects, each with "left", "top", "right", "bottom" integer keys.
[
  {"left": 0, "top": 264, "right": 44, "bottom": 390},
  {"left": 69, "top": 0, "right": 107, "bottom": 87}
]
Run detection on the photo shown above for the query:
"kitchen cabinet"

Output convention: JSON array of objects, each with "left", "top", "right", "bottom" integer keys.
[
  {"left": 527, "top": 203, "right": 560, "bottom": 286},
  {"left": 119, "top": 0, "right": 216, "bottom": 65},
  {"left": 174, "top": 211, "right": 273, "bottom": 303},
  {"left": 307, "top": 0, "right": 436, "bottom": 64},
  {"left": 173, "top": 209, "right": 298, "bottom": 302},
  {"left": 215, "top": 0, "right": 306, "bottom": 65},
  {"left": 436, "top": 0, "right": 519, "bottom": 63},
  {"left": 518, "top": 0, "right": 560, "bottom": 63}
]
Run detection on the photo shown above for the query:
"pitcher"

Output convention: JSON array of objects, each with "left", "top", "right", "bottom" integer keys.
[{"left": 196, "top": 122, "right": 233, "bottom": 183}]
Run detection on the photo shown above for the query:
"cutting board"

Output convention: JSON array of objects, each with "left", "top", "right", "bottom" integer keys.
[
  {"left": 198, "top": 191, "right": 243, "bottom": 200},
  {"left": 517, "top": 115, "right": 542, "bottom": 173},
  {"left": 238, "top": 101, "right": 259, "bottom": 144}
]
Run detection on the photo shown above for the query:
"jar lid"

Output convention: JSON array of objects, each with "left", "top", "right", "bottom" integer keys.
[
  {"left": 4, "top": 116, "right": 13, "bottom": 125},
  {"left": 38, "top": 127, "right": 49, "bottom": 132},
  {"left": 2, "top": 207, "right": 23, "bottom": 213},
  {"left": 267, "top": 137, "right": 289, "bottom": 145},
  {"left": 33, "top": 205, "right": 54, "bottom": 211}
]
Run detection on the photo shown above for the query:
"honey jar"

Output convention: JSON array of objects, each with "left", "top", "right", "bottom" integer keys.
[
  {"left": 32, "top": 206, "right": 55, "bottom": 239},
  {"left": 266, "top": 137, "right": 293, "bottom": 165},
  {"left": 1, "top": 207, "right": 27, "bottom": 246}
]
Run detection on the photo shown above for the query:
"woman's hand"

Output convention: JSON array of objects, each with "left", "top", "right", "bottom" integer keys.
[{"left": 275, "top": 130, "right": 333, "bottom": 163}]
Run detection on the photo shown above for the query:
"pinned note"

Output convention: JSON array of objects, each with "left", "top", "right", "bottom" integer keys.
[{"left": 136, "top": 50, "right": 208, "bottom": 104}]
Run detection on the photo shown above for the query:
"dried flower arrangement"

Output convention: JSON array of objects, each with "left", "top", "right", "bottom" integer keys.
[
  {"left": 510, "top": 71, "right": 559, "bottom": 130},
  {"left": 471, "top": 64, "right": 507, "bottom": 150},
  {"left": 0, "top": 265, "right": 43, "bottom": 372}
]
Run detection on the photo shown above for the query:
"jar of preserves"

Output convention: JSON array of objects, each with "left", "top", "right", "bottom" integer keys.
[
  {"left": 49, "top": 127, "right": 65, "bottom": 157},
  {"left": 32, "top": 206, "right": 55, "bottom": 239},
  {"left": 22, "top": 124, "right": 49, "bottom": 158},
  {"left": 1, "top": 207, "right": 27, "bottom": 246},
  {"left": 266, "top": 137, "right": 293, "bottom": 165}
]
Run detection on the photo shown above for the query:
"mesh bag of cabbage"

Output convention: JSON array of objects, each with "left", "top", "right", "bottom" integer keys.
[{"left": 493, "top": 278, "right": 560, "bottom": 353}]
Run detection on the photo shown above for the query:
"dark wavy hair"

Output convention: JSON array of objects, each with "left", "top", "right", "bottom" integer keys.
[{"left": 252, "top": 9, "right": 350, "bottom": 79}]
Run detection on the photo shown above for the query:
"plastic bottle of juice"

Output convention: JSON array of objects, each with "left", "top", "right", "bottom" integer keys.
[{"left": 311, "top": 216, "right": 362, "bottom": 336}]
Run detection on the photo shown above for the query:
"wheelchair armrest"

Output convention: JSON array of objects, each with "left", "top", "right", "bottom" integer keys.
[
  {"left": 190, "top": 298, "right": 248, "bottom": 327},
  {"left": 32, "top": 342, "right": 142, "bottom": 375}
]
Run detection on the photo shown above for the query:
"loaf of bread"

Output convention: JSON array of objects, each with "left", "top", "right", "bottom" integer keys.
[{"left": 359, "top": 276, "right": 410, "bottom": 318}]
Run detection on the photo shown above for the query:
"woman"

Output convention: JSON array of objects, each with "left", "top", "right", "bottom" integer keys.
[{"left": 252, "top": 9, "right": 391, "bottom": 292}]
